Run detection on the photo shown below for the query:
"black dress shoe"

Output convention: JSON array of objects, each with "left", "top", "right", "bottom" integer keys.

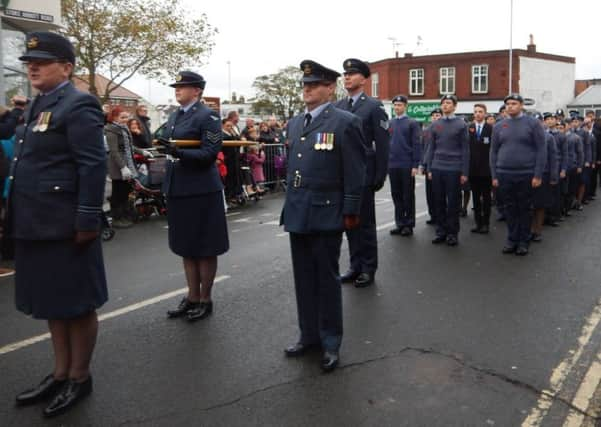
[
  {"left": 340, "top": 269, "right": 359, "bottom": 283},
  {"left": 530, "top": 233, "right": 542, "bottom": 242},
  {"left": 480, "top": 225, "right": 489, "bottom": 234},
  {"left": 321, "top": 351, "right": 339, "bottom": 373},
  {"left": 446, "top": 235, "right": 458, "bottom": 246},
  {"left": 186, "top": 301, "right": 213, "bottom": 321},
  {"left": 400, "top": 227, "right": 413, "bottom": 236},
  {"left": 389, "top": 227, "right": 403, "bottom": 235},
  {"left": 167, "top": 297, "right": 199, "bottom": 318},
  {"left": 515, "top": 246, "right": 529, "bottom": 256},
  {"left": 502, "top": 245, "right": 516, "bottom": 254},
  {"left": 432, "top": 236, "right": 446, "bottom": 244},
  {"left": 470, "top": 226, "right": 482, "bottom": 233},
  {"left": 284, "top": 342, "right": 320, "bottom": 357},
  {"left": 460, "top": 208, "right": 468, "bottom": 217},
  {"left": 16, "top": 374, "right": 67, "bottom": 406},
  {"left": 355, "top": 272, "right": 374, "bottom": 288},
  {"left": 43, "top": 377, "right": 92, "bottom": 418},
  {"left": 426, "top": 218, "right": 436, "bottom": 225}
]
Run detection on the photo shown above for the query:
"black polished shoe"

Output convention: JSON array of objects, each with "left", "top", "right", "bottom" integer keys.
[
  {"left": 284, "top": 342, "right": 320, "bottom": 357},
  {"left": 186, "top": 301, "right": 213, "bottom": 321},
  {"left": 480, "top": 225, "right": 489, "bottom": 234},
  {"left": 43, "top": 377, "right": 92, "bottom": 418},
  {"left": 340, "top": 269, "right": 359, "bottom": 283},
  {"left": 470, "top": 226, "right": 482, "bottom": 233},
  {"left": 460, "top": 208, "right": 468, "bottom": 217},
  {"left": 502, "top": 245, "right": 516, "bottom": 254},
  {"left": 515, "top": 246, "right": 529, "bottom": 256},
  {"left": 432, "top": 236, "right": 446, "bottom": 244},
  {"left": 530, "top": 233, "right": 542, "bottom": 243},
  {"left": 16, "top": 374, "right": 67, "bottom": 406},
  {"left": 389, "top": 227, "right": 403, "bottom": 235},
  {"left": 321, "top": 351, "right": 339, "bottom": 373},
  {"left": 355, "top": 272, "right": 374, "bottom": 288},
  {"left": 400, "top": 227, "right": 413, "bottom": 236},
  {"left": 426, "top": 218, "right": 436, "bottom": 225},
  {"left": 167, "top": 297, "right": 199, "bottom": 318},
  {"left": 446, "top": 235, "right": 458, "bottom": 246}
]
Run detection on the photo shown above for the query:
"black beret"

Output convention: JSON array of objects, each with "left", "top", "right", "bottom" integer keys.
[
  {"left": 392, "top": 95, "right": 408, "bottom": 104},
  {"left": 169, "top": 71, "right": 206, "bottom": 89},
  {"left": 440, "top": 94, "right": 458, "bottom": 105},
  {"left": 533, "top": 113, "right": 543, "bottom": 121},
  {"left": 543, "top": 112, "right": 554, "bottom": 120},
  {"left": 431, "top": 108, "right": 443, "bottom": 116},
  {"left": 504, "top": 93, "right": 524, "bottom": 103},
  {"left": 568, "top": 110, "right": 580, "bottom": 117},
  {"left": 19, "top": 32, "right": 75, "bottom": 65},
  {"left": 555, "top": 109, "right": 565, "bottom": 116},
  {"left": 300, "top": 60, "right": 340, "bottom": 83},
  {"left": 569, "top": 116, "right": 582, "bottom": 122},
  {"left": 342, "top": 58, "right": 370, "bottom": 78},
  {"left": 498, "top": 105, "right": 506, "bottom": 113}
]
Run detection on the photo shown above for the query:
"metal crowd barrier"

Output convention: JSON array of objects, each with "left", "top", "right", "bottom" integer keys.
[{"left": 261, "top": 143, "right": 287, "bottom": 190}]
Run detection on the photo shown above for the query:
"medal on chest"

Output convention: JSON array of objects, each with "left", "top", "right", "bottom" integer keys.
[
  {"left": 33, "top": 111, "right": 52, "bottom": 132},
  {"left": 314, "top": 132, "right": 334, "bottom": 151}
]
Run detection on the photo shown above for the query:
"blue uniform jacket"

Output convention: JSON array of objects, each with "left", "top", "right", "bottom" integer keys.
[
  {"left": 281, "top": 103, "right": 366, "bottom": 233},
  {"left": 8, "top": 82, "right": 106, "bottom": 240},
  {"left": 388, "top": 116, "right": 422, "bottom": 169},
  {"left": 162, "top": 101, "right": 223, "bottom": 197},
  {"left": 335, "top": 94, "right": 389, "bottom": 186}
]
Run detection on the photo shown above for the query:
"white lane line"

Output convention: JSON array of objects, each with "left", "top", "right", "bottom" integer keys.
[
  {"left": 521, "top": 298, "right": 601, "bottom": 427},
  {"left": 276, "top": 232, "right": 287, "bottom": 237},
  {"left": 232, "top": 217, "right": 252, "bottom": 223},
  {"left": 375, "top": 198, "right": 392, "bottom": 205},
  {"left": 231, "top": 229, "right": 241, "bottom": 233},
  {"left": 561, "top": 356, "right": 601, "bottom": 426},
  {"left": 0, "top": 275, "right": 230, "bottom": 356},
  {"left": 262, "top": 220, "right": 280, "bottom": 226},
  {"left": 226, "top": 212, "right": 241, "bottom": 217},
  {"left": 376, "top": 211, "right": 428, "bottom": 232}
]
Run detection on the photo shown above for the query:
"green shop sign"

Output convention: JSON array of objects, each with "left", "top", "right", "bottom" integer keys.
[{"left": 406, "top": 102, "right": 439, "bottom": 122}]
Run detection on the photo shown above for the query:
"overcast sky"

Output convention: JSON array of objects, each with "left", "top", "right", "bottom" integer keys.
[{"left": 126, "top": 0, "right": 601, "bottom": 105}]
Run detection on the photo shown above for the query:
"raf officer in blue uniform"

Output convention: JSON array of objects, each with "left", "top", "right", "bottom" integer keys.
[
  {"left": 10, "top": 32, "right": 107, "bottom": 417},
  {"left": 335, "top": 58, "right": 389, "bottom": 288},
  {"left": 282, "top": 60, "right": 366, "bottom": 372},
  {"left": 163, "top": 71, "right": 229, "bottom": 321}
]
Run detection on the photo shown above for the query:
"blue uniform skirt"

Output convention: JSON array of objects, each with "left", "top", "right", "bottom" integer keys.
[
  {"left": 15, "top": 238, "right": 108, "bottom": 320},
  {"left": 533, "top": 173, "right": 553, "bottom": 209},
  {"left": 167, "top": 191, "right": 229, "bottom": 258}
]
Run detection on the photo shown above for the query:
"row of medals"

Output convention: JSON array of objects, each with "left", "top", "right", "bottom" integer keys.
[
  {"left": 33, "top": 112, "right": 51, "bottom": 133},
  {"left": 314, "top": 142, "right": 334, "bottom": 151}
]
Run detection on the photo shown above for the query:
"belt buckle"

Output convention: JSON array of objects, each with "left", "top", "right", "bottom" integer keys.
[{"left": 293, "top": 174, "right": 301, "bottom": 188}]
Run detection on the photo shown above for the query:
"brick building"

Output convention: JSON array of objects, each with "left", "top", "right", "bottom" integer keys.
[
  {"left": 73, "top": 74, "right": 142, "bottom": 114},
  {"left": 366, "top": 38, "right": 575, "bottom": 119}
]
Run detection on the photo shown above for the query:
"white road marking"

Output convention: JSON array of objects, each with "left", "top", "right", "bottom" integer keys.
[
  {"left": 0, "top": 276, "right": 230, "bottom": 356},
  {"left": 276, "top": 232, "right": 287, "bottom": 237},
  {"left": 561, "top": 356, "right": 601, "bottom": 426},
  {"left": 262, "top": 220, "right": 280, "bottom": 226},
  {"left": 376, "top": 211, "right": 428, "bottom": 232},
  {"left": 226, "top": 212, "right": 241, "bottom": 217},
  {"left": 521, "top": 298, "right": 601, "bottom": 427},
  {"left": 375, "top": 198, "right": 392, "bottom": 205},
  {"left": 232, "top": 217, "right": 252, "bottom": 223},
  {"left": 231, "top": 229, "right": 241, "bottom": 233}
]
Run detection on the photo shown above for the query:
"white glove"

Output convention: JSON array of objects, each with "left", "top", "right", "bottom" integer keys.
[
  {"left": 141, "top": 150, "right": 153, "bottom": 158},
  {"left": 120, "top": 166, "right": 133, "bottom": 180}
]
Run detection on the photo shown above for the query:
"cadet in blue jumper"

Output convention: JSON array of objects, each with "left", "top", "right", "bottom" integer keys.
[
  {"left": 421, "top": 108, "right": 442, "bottom": 225},
  {"left": 566, "top": 117, "right": 584, "bottom": 211},
  {"left": 490, "top": 94, "right": 546, "bottom": 256},
  {"left": 388, "top": 95, "right": 422, "bottom": 237},
  {"left": 163, "top": 71, "right": 229, "bottom": 322},
  {"left": 426, "top": 95, "right": 469, "bottom": 246},
  {"left": 11, "top": 32, "right": 107, "bottom": 417},
  {"left": 281, "top": 60, "right": 366, "bottom": 373},
  {"left": 545, "top": 112, "right": 568, "bottom": 225},
  {"left": 336, "top": 58, "right": 390, "bottom": 288}
]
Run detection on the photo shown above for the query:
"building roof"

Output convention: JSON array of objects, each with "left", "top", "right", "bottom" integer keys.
[
  {"left": 73, "top": 74, "right": 141, "bottom": 100},
  {"left": 568, "top": 85, "right": 601, "bottom": 107}
]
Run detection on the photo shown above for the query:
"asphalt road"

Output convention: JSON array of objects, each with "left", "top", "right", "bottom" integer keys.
[{"left": 2, "top": 177, "right": 601, "bottom": 427}]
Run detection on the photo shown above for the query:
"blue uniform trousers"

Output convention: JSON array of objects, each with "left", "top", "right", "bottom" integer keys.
[
  {"left": 497, "top": 173, "right": 533, "bottom": 248},
  {"left": 389, "top": 168, "right": 416, "bottom": 229},
  {"left": 289, "top": 232, "right": 343, "bottom": 352},
  {"left": 345, "top": 185, "right": 377, "bottom": 274},
  {"left": 425, "top": 172, "right": 435, "bottom": 221},
  {"left": 432, "top": 170, "right": 461, "bottom": 238}
]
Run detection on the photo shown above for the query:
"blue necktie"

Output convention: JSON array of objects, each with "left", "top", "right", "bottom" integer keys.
[{"left": 476, "top": 124, "right": 481, "bottom": 138}]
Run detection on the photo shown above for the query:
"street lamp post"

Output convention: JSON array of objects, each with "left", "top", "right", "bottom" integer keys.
[
  {"left": 508, "top": 0, "right": 514, "bottom": 95},
  {"left": 227, "top": 60, "right": 231, "bottom": 102}
]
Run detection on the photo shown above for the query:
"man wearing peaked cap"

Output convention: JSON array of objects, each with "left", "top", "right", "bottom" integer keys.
[
  {"left": 281, "top": 59, "right": 366, "bottom": 372},
  {"left": 11, "top": 31, "right": 108, "bottom": 417},
  {"left": 336, "top": 58, "right": 390, "bottom": 288},
  {"left": 163, "top": 70, "right": 229, "bottom": 323}
]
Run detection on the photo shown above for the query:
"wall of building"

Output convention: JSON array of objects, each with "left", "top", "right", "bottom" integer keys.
[
  {"left": 1, "top": 0, "right": 62, "bottom": 29},
  {"left": 519, "top": 56, "right": 575, "bottom": 112}
]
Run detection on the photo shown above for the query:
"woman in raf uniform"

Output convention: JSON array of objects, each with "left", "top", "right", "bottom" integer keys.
[
  {"left": 163, "top": 71, "right": 229, "bottom": 321},
  {"left": 10, "top": 32, "right": 108, "bottom": 418}
]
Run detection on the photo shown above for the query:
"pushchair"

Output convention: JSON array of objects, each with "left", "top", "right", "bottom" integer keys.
[
  {"left": 102, "top": 176, "right": 115, "bottom": 241},
  {"left": 129, "top": 148, "right": 168, "bottom": 221}
]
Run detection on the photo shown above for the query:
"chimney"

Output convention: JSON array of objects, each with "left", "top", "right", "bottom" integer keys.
[
  {"left": 395, "top": 51, "right": 399, "bottom": 58},
  {"left": 404, "top": 53, "right": 413, "bottom": 58},
  {"left": 527, "top": 34, "right": 536, "bottom": 54}
]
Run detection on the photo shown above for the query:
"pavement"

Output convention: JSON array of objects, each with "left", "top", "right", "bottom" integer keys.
[{"left": 1, "top": 177, "right": 601, "bottom": 427}]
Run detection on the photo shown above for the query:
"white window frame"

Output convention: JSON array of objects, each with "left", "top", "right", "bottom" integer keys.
[
  {"left": 439, "top": 67, "right": 455, "bottom": 95},
  {"left": 371, "top": 72, "right": 379, "bottom": 98},
  {"left": 409, "top": 68, "right": 424, "bottom": 96},
  {"left": 472, "top": 64, "right": 489, "bottom": 94}
]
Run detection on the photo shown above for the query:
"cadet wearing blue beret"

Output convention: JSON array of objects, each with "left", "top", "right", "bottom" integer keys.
[
  {"left": 336, "top": 58, "right": 390, "bottom": 288},
  {"left": 281, "top": 60, "right": 366, "bottom": 373},
  {"left": 164, "top": 70, "right": 229, "bottom": 322},
  {"left": 11, "top": 31, "right": 107, "bottom": 417}
]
